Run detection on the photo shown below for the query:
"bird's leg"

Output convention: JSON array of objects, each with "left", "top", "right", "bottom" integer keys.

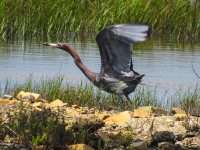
[
  {"left": 125, "top": 95, "right": 135, "bottom": 111},
  {"left": 118, "top": 94, "right": 133, "bottom": 110},
  {"left": 98, "top": 96, "right": 104, "bottom": 111}
]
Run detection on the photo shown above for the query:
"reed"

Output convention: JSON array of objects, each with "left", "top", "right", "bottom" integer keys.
[
  {"left": 0, "top": 75, "right": 159, "bottom": 109},
  {"left": 0, "top": 0, "right": 200, "bottom": 41},
  {"left": 4, "top": 75, "right": 115, "bottom": 108},
  {"left": 1, "top": 75, "right": 199, "bottom": 112},
  {"left": 172, "top": 85, "right": 200, "bottom": 116}
]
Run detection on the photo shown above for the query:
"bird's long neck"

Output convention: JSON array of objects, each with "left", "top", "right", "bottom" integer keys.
[{"left": 62, "top": 45, "right": 96, "bottom": 82}]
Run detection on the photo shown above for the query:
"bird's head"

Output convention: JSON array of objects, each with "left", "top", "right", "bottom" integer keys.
[{"left": 43, "top": 43, "right": 70, "bottom": 51}]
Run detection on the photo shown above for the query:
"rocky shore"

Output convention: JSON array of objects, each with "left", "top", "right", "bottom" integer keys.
[{"left": 0, "top": 91, "right": 199, "bottom": 150}]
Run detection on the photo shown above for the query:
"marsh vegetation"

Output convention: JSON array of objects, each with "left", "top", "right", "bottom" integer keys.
[
  {"left": 0, "top": 0, "right": 200, "bottom": 148},
  {"left": 1, "top": 75, "right": 199, "bottom": 113},
  {"left": 1, "top": 0, "right": 200, "bottom": 40}
]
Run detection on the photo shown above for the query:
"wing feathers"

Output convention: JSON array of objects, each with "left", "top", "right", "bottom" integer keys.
[
  {"left": 114, "top": 24, "right": 148, "bottom": 33},
  {"left": 96, "top": 24, "right": 149, "bottom": 76},
  {"left": 112, "top": 24, "right": 149, "bottom": 43}
]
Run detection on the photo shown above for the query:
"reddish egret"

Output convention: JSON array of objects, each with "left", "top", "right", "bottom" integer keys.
[{"left": 44, "top": 24, "right": 149, "bottom": 103}]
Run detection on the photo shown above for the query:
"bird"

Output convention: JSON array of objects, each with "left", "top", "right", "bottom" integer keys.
[{"left": 44, "top": 24, "right": 149, "bottom": 104}]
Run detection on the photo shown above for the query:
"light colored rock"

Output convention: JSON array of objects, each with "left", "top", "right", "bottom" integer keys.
[
  {"left": 34, "top": 107, "right": 43, "bottom": 111},
  {"left": 72, "top": 104, "right": 79, "bottom": 109},
  {"left": 65, "top": 107, "right": 79, "bottom": 116},
  {"left": 0, "top": 99, "right": 18, "bottom": 105},
  {"left": 133, "top": 106, "right": 153, "bottom": 117},
  {"left": 95, "top": 112, "right": 110, "bottom": 120},
  {"left": 31, "top": 102, "right": 43, "bottom": 108},
  {"left": 29, "top": 102, "right": 44, "bottom": 111},
  {"left": 106, "top": 131, "right": 121, "bottom": 139},
  {"left": 49, "top": 99, "right": 67, "bottom": 108},
  {"left": 80, "top": 109, "right": 87, "bottom": 114},
  {"left": 89, "top": 108, "right": 95, "bottom": 114},
  {"left": 4, "top": 135, "right": 11, "bottom": 143},
  {"left": 176, "top": 121, "right": 189, "bottom": 129},
  {"left": 22, "top": 101, "right": 31, "bottom": 106},
  {"left": 182, "top": 136, "right": 200, "bottom": 149},
  {"left": 2, "top": 95, "right": 12, "bottom": 100},
  {"left": 192, "top": 136, "right": 200, "bottom": 148},
  {"left": 171, "top": 107, "right": 186, "bottom": 115},
  {"left": 189, "top": 116, "right": 200, "bottom": 127},
  {"left": 68, "top": 144, "right": 94, "bottom": 150},
  {"left": 175, "top": 141, "right": 184, "bottom": 147},
  {"left": 182, "top": 137, "right": 192, "bottom": 146},
  {"left": 128, "top": 141, "right": 147, "bottom": 150},
  {"left": 16, "top": 91, "right": 41, "bottom": 102},
  {"left": 104, "top": 111, "right": 132, "bottom": 126},
  {"left": 44, "top": 102, "right": 50, "bottom": 108},
  {"left": 129, "top": 116, "right": 187, "bottom": 138},
  {"left": 133, "top": 106, "right": 167, "bottom": 118},
  {"left": 174, "top": 114, "right": 188, "bottom": 121},
  {"left": 97, "top": 130, "right": 111, "bottom": 141}
]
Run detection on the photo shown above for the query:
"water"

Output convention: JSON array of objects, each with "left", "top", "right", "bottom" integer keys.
[{"left": 0, "top": 40, "right": 199, "bottom": 98}]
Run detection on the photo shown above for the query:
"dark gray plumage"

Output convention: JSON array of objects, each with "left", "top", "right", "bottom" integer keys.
[
  {"left": 44, "top": 24, "right": 149, "bottom": 103},
  {"left": 94, "top": 24, "right": 148, "bottom": 101}
]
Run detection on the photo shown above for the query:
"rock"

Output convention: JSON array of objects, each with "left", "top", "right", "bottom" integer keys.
[
  {"left": 158, "top": 142, "right": 179, "bottom": 150},
  {"left": 16, "top": 91, "right": 41, "bottom": 102},
  {"left": 104, "top": 111, "right": 132, "bottom": 126},
  {"left": 151, "top": 131, "right": 175, "bottom": 146},
  {"left": 65, "top": 107, "right": 79, "bottom": 116},
  {"left": 107, "top": 131, "right": 121, "bottom": 139},
  {"left": 175, "top": 141, "right": 184, "bottom": 147},
  {"left": 174, "top": 114, "right": 188, "bottom": 121},
  {"left": 43, "top": 102, "right": 50, "bottom": 109},
  {"left": 0, "top": 99, "right": 18, "bottom": 105},
  {"left": 192, "top": 136, "right": 200, "bottom": 148},
  {"left": 31, "top": 102, "right": 43, "bottom": 108},
  {"left": 189, "top": 116, "right": 200, "bottom": 128},
  {"left": 22, "top": 101, "right": 32, "bottom": 106},
  {"left": 133, "top": 106, "right": 167, "bottom": 117},
  {"left": 171, "top": 107, "right": 186, "bottom": 115},
  {"left": 95, "top": 112, "right": 110, "bottom": 120},
  {"left": 128, "top": 116, "right": 187, "bottom": 141},
  {"left": 4, "top": 135, "right": 12, "bottom": 143},
  {"left": 89, "top": 108, "right": 95, "bottom": 114},
  {"left": 182, "top": 137, "right": 200, "bottom": 149},
  {"left": 80, "top": 109, "right": 88, "bottom": 114},
  {"left": 128, "top": 141, "right": 147, "bottom": 150},
  {"left": 153, "top": 107, "right": 168, "bottom": 116},
  {"left": 2, "top": 95, "right": 12, "bottom": 100},
  {"left": 72, "top": 104, "right": 79, "bottom": 109},
  {"left": 49, "top": 99, "right": 67, "bottom": 108},
  {"left": 68, "top": 144, "right": 94, "bottom": 150},
  {"left": 97, "top": 130, "right": 111, "bottom": 141},
  {"left": 176, "top": 121, "right": 189, "bottom": 129},
  {"left": 34, "top": 107, "right": 43, "bottom": 111}
]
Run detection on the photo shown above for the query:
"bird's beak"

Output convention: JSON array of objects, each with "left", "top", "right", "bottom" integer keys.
[{"left": 43, "top": 43, "right": 60, "bottom": 48}]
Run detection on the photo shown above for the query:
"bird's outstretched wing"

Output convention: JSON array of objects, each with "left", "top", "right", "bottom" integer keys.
[{"left": 96, "top": 24, "right": 149, "bottom": 77}]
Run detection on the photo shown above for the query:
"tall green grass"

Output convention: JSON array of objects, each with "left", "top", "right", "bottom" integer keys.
[
  {"left": 1, "top": 0, "right": 200, "bottom": 41},
  {"left": 172, "top": 85, "right": 200, "bottom": 116},
  {"left": 1, "top": 75, "right": 199, "bottom": 112},
  {"left": 1, "top": 75, "right": 162, "bottom": 109}
]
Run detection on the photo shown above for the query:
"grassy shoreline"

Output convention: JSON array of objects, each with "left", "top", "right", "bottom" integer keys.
[
  {"left": 1, "top": 75, "right": 199, "bottom": 114},
  {"left": 1, "top": 0, "right": 200, "bottom": 41},
  {"left": 0, "top": 75, "right": 199, "bottom": 149}
]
